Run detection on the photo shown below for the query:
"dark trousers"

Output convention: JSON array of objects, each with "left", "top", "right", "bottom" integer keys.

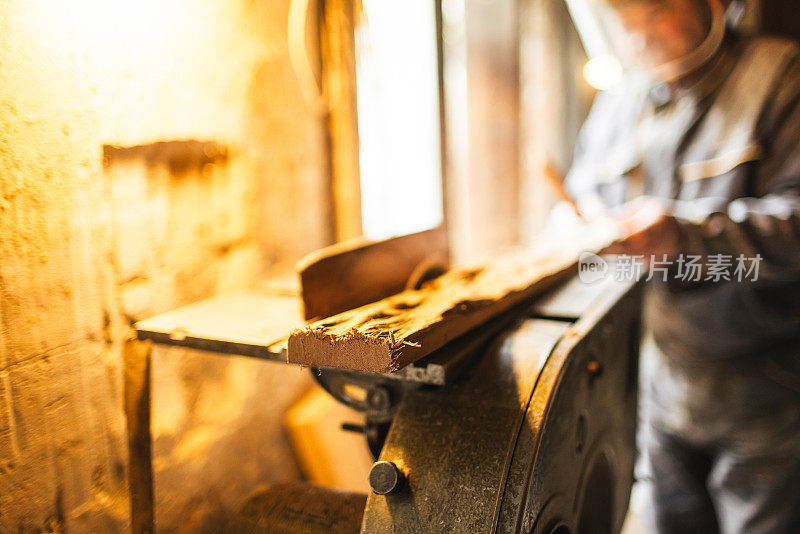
[{"left": 638, "top": 340, "right": 800, "bottom": 534}]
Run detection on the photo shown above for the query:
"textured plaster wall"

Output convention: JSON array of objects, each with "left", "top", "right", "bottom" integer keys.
[{"left": 0, "top": 0, "right": 330, "bottom": 531}]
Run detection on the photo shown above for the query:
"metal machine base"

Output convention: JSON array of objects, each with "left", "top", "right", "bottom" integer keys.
[
  {"left": 137, "top": 270, "right": 642, "bottom": 533},
  {"left": 356, "top": 276, "right": 642, "bottom": 533}
]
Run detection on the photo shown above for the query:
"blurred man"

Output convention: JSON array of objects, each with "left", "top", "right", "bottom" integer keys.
[{"left": 564, "top": 0, "right": 800, "bottom": 532}]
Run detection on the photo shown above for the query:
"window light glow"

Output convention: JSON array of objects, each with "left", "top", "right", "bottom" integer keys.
[
  {"left": 583, "top": 55, "right": 623, "bottom": 91},
  {"left": 355, "top": 1, "right": 444, "bottom": 240}
]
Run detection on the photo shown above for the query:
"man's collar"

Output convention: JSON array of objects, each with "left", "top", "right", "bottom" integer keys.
[{"left": 648, "top": 31, "right": 740, "bottom": 108}]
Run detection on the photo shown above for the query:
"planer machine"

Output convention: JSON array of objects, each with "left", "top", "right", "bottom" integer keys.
[{"left": 135, "top": 228, "right": 643, "bottom": 534}]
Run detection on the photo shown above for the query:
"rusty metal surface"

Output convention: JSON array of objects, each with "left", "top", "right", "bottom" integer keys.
[
  {"left": 133, "top": 292, "right": 302, "bottom": 361},
  {"left": 360, "top": 278, "right": 642, "bottom": 533}
]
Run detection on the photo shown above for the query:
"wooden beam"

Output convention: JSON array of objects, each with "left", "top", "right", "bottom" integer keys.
[
  {"left": 287, "top": 225, "right": 616, "bottom": 372},
  {"left": 123, "top": 336, "right": 154, "bottom": 534},
  {"left": 321, "top": 0, "right": 363, "bottom": 241},
  {"left": 296, "top": 227, "right": 448, "bottom": 320}
]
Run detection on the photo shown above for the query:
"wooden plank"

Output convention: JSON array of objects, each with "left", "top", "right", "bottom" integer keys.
[
  {"left": 284, "top": 388, "right": 373, "bottom": 493},
  {"left": 287, "top": 225, "right": 617, "bottom": 373},
  {"left": 297, "top": 227, "right": 449, "bottom": 320}
]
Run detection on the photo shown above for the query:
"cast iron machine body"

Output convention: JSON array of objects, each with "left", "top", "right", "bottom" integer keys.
[
  {"left": 135, "top": 230, "right": 642, "bottom": 533},
  {"left": 314, "top": 275, "right": 642, "bottom": 533}
]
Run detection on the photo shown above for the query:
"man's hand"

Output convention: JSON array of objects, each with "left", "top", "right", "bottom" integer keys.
[{"left": 602, "top": 197, "right": 682, "bottom": 258}]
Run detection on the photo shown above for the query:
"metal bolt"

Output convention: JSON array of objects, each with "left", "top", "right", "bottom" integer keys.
[
  {"left": 366, "top": 386, "right": 391, "bottom": 412},
  {"left": 587, "top": 360, "right": 603, "bottom": 379},
  {"left": 369, "top": 461, "right": 404, "bottom": 495}
]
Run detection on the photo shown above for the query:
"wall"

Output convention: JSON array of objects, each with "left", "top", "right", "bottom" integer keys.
[{"left": 0, "top": 0, "right": 331, "bottom": 531}]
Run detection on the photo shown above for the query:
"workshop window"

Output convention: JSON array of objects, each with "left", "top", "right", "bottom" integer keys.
[{"left": 354, "top": 1, "right": 445, "bottom": 240}]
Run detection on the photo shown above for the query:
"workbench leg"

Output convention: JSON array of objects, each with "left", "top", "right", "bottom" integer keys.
[{"left": 123, "top": 336, "right": 154, "bottom": 534}]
